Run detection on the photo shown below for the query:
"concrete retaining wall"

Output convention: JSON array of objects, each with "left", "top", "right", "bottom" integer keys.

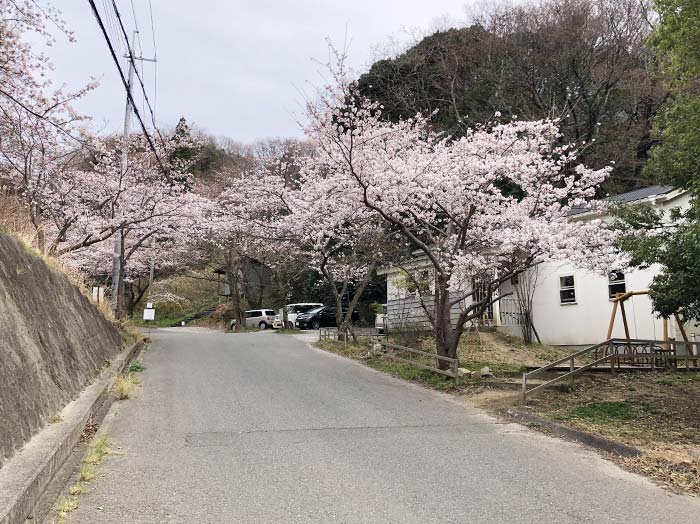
[{"left": 0, "top": 234, "right": 122, "bottom": 468}]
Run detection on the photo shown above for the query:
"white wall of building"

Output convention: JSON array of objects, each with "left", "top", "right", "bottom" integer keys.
[
  {"left": 499, "top": 262, "right": 670, "bottom": 346},
  {"left": 382, "top": 189, "right": 697, "bottom": 346}
]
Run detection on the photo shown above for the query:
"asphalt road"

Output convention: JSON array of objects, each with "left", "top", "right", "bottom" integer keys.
[{"left": 66, "top": 328, "right": 699, "bottom": 524}]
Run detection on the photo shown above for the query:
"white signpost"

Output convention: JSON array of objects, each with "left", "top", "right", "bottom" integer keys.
[
  {"left": 143, "top": 307, "right": 155, "bottom": 321},
  {"left": 92, "top": 286, "right": 105, "bottom": 303}
]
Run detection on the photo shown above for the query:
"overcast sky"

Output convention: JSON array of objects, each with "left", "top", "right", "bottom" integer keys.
[{"left": 46, "top": 1, "right": 476, "bottom": 143}]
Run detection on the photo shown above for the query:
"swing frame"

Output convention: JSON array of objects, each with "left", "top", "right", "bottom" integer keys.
[{"left": 605, "top": 290, "right": 694, "bottom": 358}]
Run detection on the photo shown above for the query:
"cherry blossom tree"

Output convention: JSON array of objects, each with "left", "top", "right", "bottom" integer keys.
[
  {"left": 0, "top": 113, "right": 88, "bottom": 251},
  {"left": 0, "top": 1, "right": 96, "bottom": 133},
  {"left": 67, "top": 132, "right": 207, "bottom": 313},
  {"left": 253, "top": 137, "right": 313, "bottom": 189},
  {"left": 302, "top": 63, "right": 617, "bottom": 365},
  {"left": 0, "top": 2, "right": 212, "bottom": 319},
  {"left": 215, "top": 141, "right": 386, "bottom": 336},
  {"left": 0, "top": 1, "right": 96, "bottom": 250},
  {"left": 68, "top": 206, "right": 209, "bottom": 315},
  {"left": 282, "top": 181, "right": 389, "bottom": 338},
  {"left": 211, "top": 164, "right": 296, "bottom": 327}
]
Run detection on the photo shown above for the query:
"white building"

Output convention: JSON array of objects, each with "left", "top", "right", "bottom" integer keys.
[{"left": 380, "top": 186, "right": 696, "bottom": 347}]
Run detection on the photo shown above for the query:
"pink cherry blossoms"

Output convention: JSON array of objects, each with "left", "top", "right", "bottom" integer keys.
[{"left": 287, "top": 64, "right": 618, "bottom": 359}]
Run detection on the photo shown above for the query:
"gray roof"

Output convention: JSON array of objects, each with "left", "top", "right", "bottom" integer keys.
[
  {"left": 608, "top": 185, "right": 675, "bottom": 203},
  {"left": 567, "top": 185, "right": 675, "bottom": 216}
]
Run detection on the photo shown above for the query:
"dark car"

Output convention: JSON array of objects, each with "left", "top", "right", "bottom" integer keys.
[{"left": 295, "top": 306, "right": 360, "bottom": 330}]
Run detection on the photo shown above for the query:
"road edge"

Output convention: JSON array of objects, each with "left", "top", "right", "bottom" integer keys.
[
  {"left": 503, "top": 408, "right": 642, "bottom": 458},
  {"left": 301, "top": 335, "right": 644, "bottom": 460},
  {"left": 0, "top": 339, "right": 144, "bottom": 524}
]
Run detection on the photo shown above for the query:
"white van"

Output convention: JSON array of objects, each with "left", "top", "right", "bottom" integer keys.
[
  {"left": 245, "top": 309, "right": 276, "bottom": 329},
  {"left": 273, "top": 303, "right": 324, "bottom": 329}
]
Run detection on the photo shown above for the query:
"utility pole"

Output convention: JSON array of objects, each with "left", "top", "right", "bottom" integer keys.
[
  {"left": 110, "top": 30, "right": 137, "bottom": 316},
  {"left": 146, "top": 234, "right": 156, "bottom": 303},
  {"left": 110, "top": 30, "right": 157, "bottom": 316}
]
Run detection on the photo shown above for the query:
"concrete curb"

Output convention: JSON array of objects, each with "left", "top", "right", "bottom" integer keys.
[
  {"left": 504, "top": 408, "right": 642, "bottom": 458},
  {"left": 0, "top": 340, "right": 144, "bottom": 524}
]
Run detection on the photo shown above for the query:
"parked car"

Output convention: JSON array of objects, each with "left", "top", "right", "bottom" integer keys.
[
  {"left": 245, "top": 309, "right": 276, "bottom": 329},
  {"left": 375, "top": 304, "right": 387, "bottom": 334},
  {"left": 273, "top": 303, "right": 324, "bottom": 329},
  {"left": 295, "top": 306, "right": 360, "bottom": 330}
]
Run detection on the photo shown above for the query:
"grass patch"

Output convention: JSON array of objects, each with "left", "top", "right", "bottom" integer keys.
[
  {"left": 314, "top": 339, "right": 461, "bottom": 390},
  {"left": 129, "top": 360, "right": 145, "bottom": 372},
  {"left": 56, "top": 496, "right": 79, "bottom": 522},
  {"left": 131, "top": 271, "right": 220, "bottom": 327},
  {"left": 460, "top": 360, "right": 526, "bottom": 375},
  {"left": 224, "top": 325, "right": 259, "bottom": 333},
  {"left": 314, "top": 339, "right": 368, "bottom": 359},
  {"left": 274, "top": 328, "right": 305, "bottom": 335},
  {"left": 388, "top": 330, "right": 567, "bottom": 375},
  {"left": 136, "top": 314, "right": 193, "bottom": 328},
  {"left": 56, "top": 433, "right": 118, "bottom": 520},
  {"left": 85, "top": 434, "right": 113, "bottom": 465},
  {"left": 78, "top": 463, "right": 96, "bottom": 482},
  {"left": 57, "top": 497, "right": 79, "bottom": 512},
  {"left": 119, "top": 323, "right": 142, "bottom": 347},
  {"left": 68, "top": 483, "right": 84, "bottom": 496},
  {"left": 567, "top": 401, "right": 638, "bottom": 424},
  {"left": 113, "top": 373, "right": 139, "bottom": 400},
  {"left": 519, "top": 371, "right": 700, "bottom": 494},
  {"left": 365, "top": 359, "right": 458, "bottom": 390}
]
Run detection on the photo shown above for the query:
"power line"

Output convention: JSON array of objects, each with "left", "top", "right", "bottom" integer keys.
[
  {"left": 129, "top": 0, "right": 145, "bottom": 65},
  {"left": 129, "top": 0, "right": 141, "bottom": 35},
  {"left": 86, "top": 0, "right": 168, "bottom": 175},
  {"left": 148, "top": 0, "right": 158, "bottom": 123},
  {"left": 148, "top": 0, "right": 157, "bottom": 59},
  {"left": 132, "top": 5, "right": 146, "bottom": 121},
  {"left": 109, "top": 0, "right": 168, "bottom": 153},
  {"left": 101, "top": 0, "right": 124, "bottom": 56}
]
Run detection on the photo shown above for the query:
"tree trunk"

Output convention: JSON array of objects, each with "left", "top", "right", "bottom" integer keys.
[
  {"left": 277, "top": 274, "right": 290, "bottom": 329},
  {"left": 226, "top": 250, "right": 246, "bottom": 328},
  {"left": 243, "top": 261, "right": 266, "bottom": 310},
  {"left": 30, "top": 204, "right": 45, "bottom": 253},
  {"left": 435, "top": 325, "right": 461, "bottom": 370},
  {"left": 334, "top": 289, "right": 345, "bottom": 340},
  {"left": 124, "top": 279, "right": 148, "bottom": 317},
  {"left": 318, "top": 262, "right": 375, "bottom": 343},
  {"left": 433, "top": 282, "right": 459, "bottom": 370},
  {"left": 114, "top": 230, "right": 126, "bottom": 319},
  {"left": 521, "top": 311, "right": 533, "bottom": 345},
  {"left": 341, "top": 269, "right": 374, "bottom": 343}
]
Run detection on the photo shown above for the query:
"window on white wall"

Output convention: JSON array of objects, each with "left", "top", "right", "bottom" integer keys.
[
  {"left": 608, "top": 271, "right": 626, "bottom": 299},
  {"left": 559, "top": 275, "right": 576, "bottom": 304}
]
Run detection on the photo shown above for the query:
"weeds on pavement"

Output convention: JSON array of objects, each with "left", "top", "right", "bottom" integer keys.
[
  {"left": 129, "top": 360, "right": 145, "bottom": 372},
  {"left": 56, "top": 496, "right": 79, "bottom": 523},
  {"left": 113, "top": 373, "right": 139, "bottom": 400}
]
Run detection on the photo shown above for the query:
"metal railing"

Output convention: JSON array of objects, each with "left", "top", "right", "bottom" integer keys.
[
  {"left": 373, "top": 341, "right": 460, "bottom": 380},
  {"left": 522, "top": 338, "right": 700, "bottom": 401},
  {"left": 318, "top": 327, "right": 339, "bottom": 341}
]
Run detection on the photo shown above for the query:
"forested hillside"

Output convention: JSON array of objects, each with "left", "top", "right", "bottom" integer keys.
[{"left": 359, "top": 0, "right": 661, "bottom": 193}]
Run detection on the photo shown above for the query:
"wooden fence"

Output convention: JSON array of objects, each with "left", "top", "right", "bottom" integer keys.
[{"left": 372, "top": 341, "right": 460, "bottom": 380}]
